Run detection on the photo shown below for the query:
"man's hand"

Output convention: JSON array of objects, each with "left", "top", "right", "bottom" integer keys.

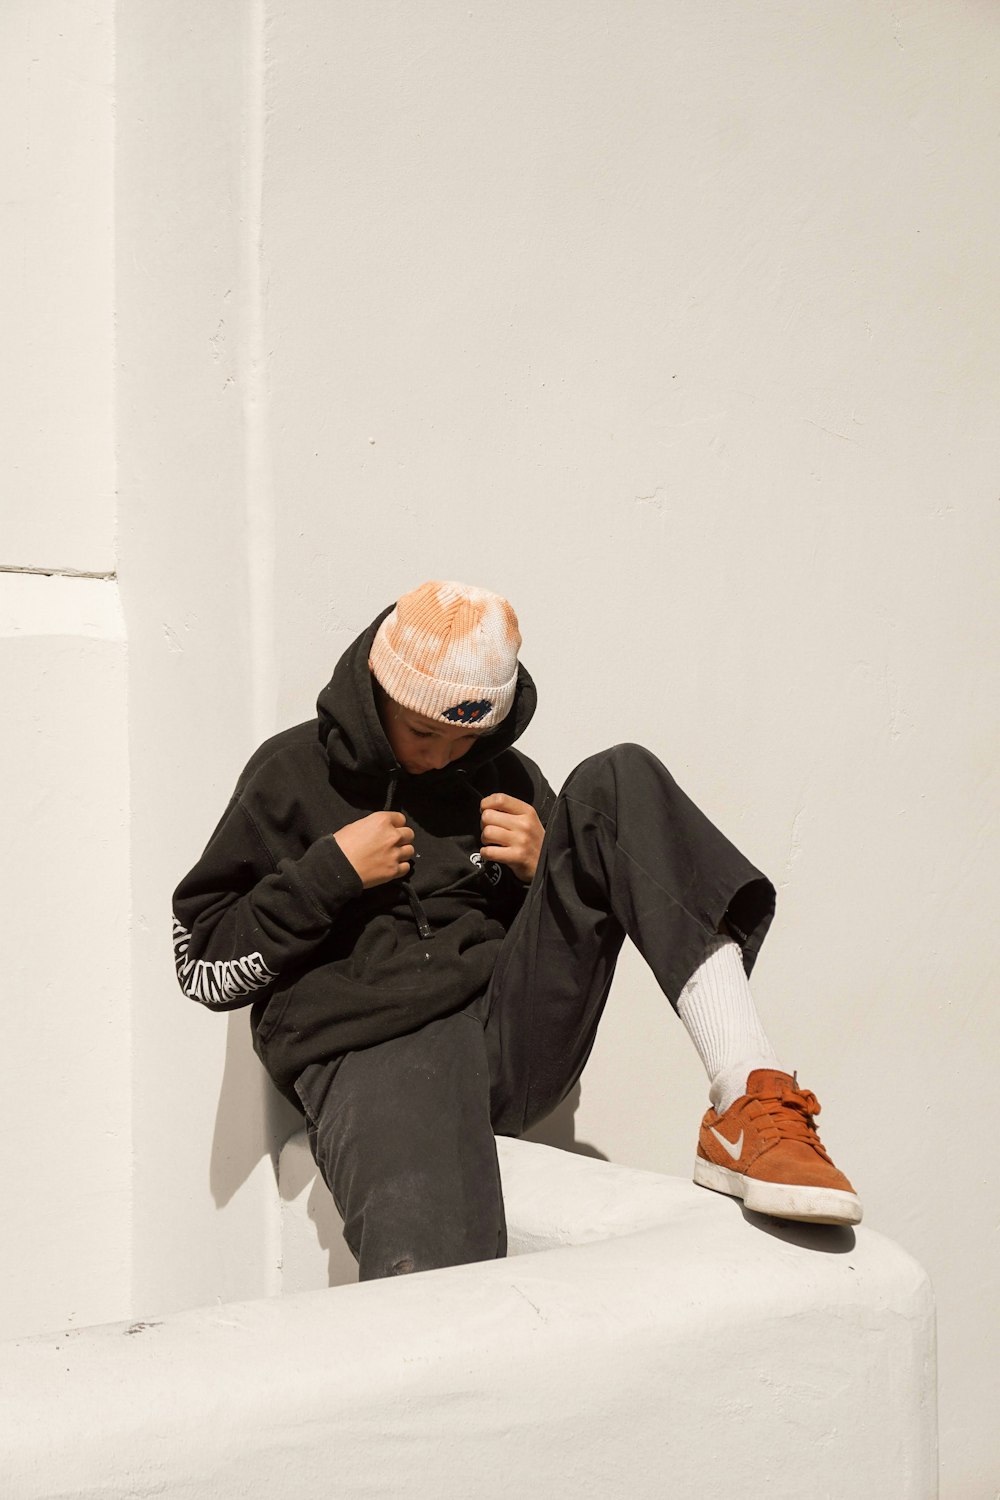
[
  {"left": 334, "top": 812, "right": 415, "bottom": 889},
  {"left": 480, "top": 794, "right": 544, "bottom": 884}
]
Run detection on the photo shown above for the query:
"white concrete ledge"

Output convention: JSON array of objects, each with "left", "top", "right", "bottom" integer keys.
[
  {"left": 280, "top": 1129, "right": 781, "bottom": 1289},
  {"left": 1, "top": 1138, "right": 936, "bottom": 1499}
]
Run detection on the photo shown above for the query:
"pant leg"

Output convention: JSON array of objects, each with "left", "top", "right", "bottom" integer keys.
[
  {"left": 295, "top": 1011, "right": 506, "bottom": 1281},
  {"left": 485, "top": 742, "right": 776, "bottom": 1137}
]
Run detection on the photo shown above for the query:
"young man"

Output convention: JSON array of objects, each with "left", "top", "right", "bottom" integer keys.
[{"left": 173, "top": 580, "right": 860, "bottom": 1280}]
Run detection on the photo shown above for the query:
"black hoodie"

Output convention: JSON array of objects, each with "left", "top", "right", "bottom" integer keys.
[{"left": 172, "top": 606, "right": 556, "bottom": 1096}]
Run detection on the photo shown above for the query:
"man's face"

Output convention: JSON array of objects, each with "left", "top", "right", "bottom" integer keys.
[{"left": 374, "top": 682, "right": 480, "bottom": 775}]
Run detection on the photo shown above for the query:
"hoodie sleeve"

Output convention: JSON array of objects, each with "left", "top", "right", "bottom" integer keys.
[{"left": 171, "top": 795, "right": 363, "bottom": 1011}]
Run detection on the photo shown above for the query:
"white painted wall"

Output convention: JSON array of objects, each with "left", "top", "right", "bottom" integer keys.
[
  {"left": 259, "top": 5, "right": 997, "bottom": 1496},
  {"left": 0, "top": 576, "right": 131, "bottom": 1339},
  {"left": 116, "top": 0, "right": 293, "bottom": 1319},
  {"left": 0, "top": 0, "right": 116, "bottom": 575},
  {"left": 0, "top": 0, "right": 131, "bottom": 1339}
]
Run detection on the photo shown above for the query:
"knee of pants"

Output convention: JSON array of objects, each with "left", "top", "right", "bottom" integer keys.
[
  {"left": 306, "top": 1014, "right": 505, "bottom": 1280},
  {"left": 564, "top": 741, "right": 671, "bottom": 793},
  {"left": 352, "top": 1170, "right": 506, "bottom": 1281}
]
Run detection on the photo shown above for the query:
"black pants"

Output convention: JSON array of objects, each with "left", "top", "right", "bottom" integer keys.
[{"left": 293, "top": 744, "right": 775, "bottom": 1280}]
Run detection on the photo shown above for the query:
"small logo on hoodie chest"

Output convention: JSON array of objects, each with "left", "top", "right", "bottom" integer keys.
[{"left": 470, "top": 852, "right": 503, "bottom": 886}]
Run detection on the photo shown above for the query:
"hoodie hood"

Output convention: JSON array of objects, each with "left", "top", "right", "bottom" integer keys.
[{"left": 317, "top": 603, "right": 539, "bottom": 789}]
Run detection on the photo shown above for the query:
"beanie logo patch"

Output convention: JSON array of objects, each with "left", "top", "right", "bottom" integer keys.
[{"left": 441, "top": 698, "right": 492, "bottom": 724}]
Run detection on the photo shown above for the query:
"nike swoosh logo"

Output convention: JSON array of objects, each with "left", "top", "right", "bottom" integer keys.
[{"left": 709, "top": 1126, "right": 744, "bottom": 1161}]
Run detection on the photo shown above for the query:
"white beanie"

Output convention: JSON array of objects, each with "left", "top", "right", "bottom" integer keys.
[{"left": 368, "top": 580, "right": 522, "bottom": 732}]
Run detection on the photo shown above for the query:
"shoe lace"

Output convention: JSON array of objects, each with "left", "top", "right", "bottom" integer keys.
[{"left": 754, "top": 1081, "right": 832, "bottom": 1164}]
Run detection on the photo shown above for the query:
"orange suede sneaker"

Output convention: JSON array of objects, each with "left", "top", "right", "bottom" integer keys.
[{"left": 694, "top": 1068, "right": 862, "bottom": 1225}]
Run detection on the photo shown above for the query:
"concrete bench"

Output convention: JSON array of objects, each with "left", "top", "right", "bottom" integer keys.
[
  {"left": 275, "top": 1130, "right": 936, "bottom": 1494},
  {"left": 0, "top": 1135, "right": 936, "bottom": 1499}
]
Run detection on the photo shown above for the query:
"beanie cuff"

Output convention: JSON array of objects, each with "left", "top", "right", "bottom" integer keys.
[{"left": 369, "top": 630, "right": 516, "bottom": 731}]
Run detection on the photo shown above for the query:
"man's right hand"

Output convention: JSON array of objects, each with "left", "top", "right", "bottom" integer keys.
[{"left": 333, "top": 812, "right": 415, "bottom": 889}]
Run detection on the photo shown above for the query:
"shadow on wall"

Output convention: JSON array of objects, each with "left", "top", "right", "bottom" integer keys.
[
  {"left": 209, "top": 1013, "right": 301, "bottom": 1208},
  {"left": 208, "top": 1017, "right": 608, "bottom": 1209},
  {"left": 519, "top": 1083, "right": 608, "bottom": 1162}
]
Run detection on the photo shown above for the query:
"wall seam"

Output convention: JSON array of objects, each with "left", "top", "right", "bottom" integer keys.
[
  {"left": 242, "top": 0, "right": 283, "bottom": 1300},
  {"left": 107, "top": 0, "right": 137, "bottom": 1328},
  {"left": 243, "top": 0, "right": 276, "bottom": 749},
  {"left": 0, "top": 565, "right": 118, "bottom": 579}
]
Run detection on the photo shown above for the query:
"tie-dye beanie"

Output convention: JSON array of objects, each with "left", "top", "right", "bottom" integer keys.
[{"left": 368, "top": 580, "right": 522, "bottom": 731}]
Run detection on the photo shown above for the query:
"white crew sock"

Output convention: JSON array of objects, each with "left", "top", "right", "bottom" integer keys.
[{"left": 677, "top": 933, "right": 781, "bottom": 1115}]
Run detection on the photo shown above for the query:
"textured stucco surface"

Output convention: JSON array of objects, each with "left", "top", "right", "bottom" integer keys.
[
  {"left": 0, "top": 0, "right": 130, "bottom": 1340},
  {"left": 1, "top": 1141, "right": 936, "bottom": 1500},
  {"left": 0, "top": 574, "right": 131, "bottom": 1339},
  {"left": 0, "top": 0, "right": 116, "bottom": 573},
  {"left": 256, "top": 7, "right": 997, "bottom": 1494},
  {"left": 115, "top": 0, "right": 289, "bottom": 1319}
]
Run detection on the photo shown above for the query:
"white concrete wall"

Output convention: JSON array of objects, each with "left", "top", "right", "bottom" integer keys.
[
  {"left": 0, "top": 0, "right": 131, "bottom": 1338},
  {"left": 0, "top": 0, "right": 116, "bottom": 574},
  {"left": 116, "top": 0, "right": 294, "bottom": 1319},
  {"left": 258, "top": 5, "right": 997, "bottom": 1496}
]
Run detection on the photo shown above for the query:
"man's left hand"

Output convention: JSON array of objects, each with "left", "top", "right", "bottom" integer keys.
[{"left": 480, "top": 794, "right": 545, "bottom": 884}]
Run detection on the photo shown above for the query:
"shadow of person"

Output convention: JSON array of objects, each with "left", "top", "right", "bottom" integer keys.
[
  {"left": 209, "top": 1011, "right": 302, "bottom": 1208},
  {"left": 307, "top": 1175, "right": 360, "bottom": 1287},
  {"left": 519, "top": 1082, "right": 609, "bottom": 1162},
  {"left": 739, "top": 1203, "right": 857, "bottom": 1254},
  {"left": 275, "top": 1121, "right": 359, "bottom": 1287},
  {"left": 208, "top": 1022, "right": 610, "bottom": 1212}
]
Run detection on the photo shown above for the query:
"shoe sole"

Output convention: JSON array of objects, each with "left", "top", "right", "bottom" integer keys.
[{"left": 693, "top": 1157, "right": 863, "bottom": 1226}]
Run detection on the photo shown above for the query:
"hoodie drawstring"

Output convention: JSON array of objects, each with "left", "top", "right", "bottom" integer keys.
[
  {"left": 384, "top": 773, "right": 434, "bottom": 941},
  {"left": 405, "top": 886, "right": 434, "bottom": 942}
]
